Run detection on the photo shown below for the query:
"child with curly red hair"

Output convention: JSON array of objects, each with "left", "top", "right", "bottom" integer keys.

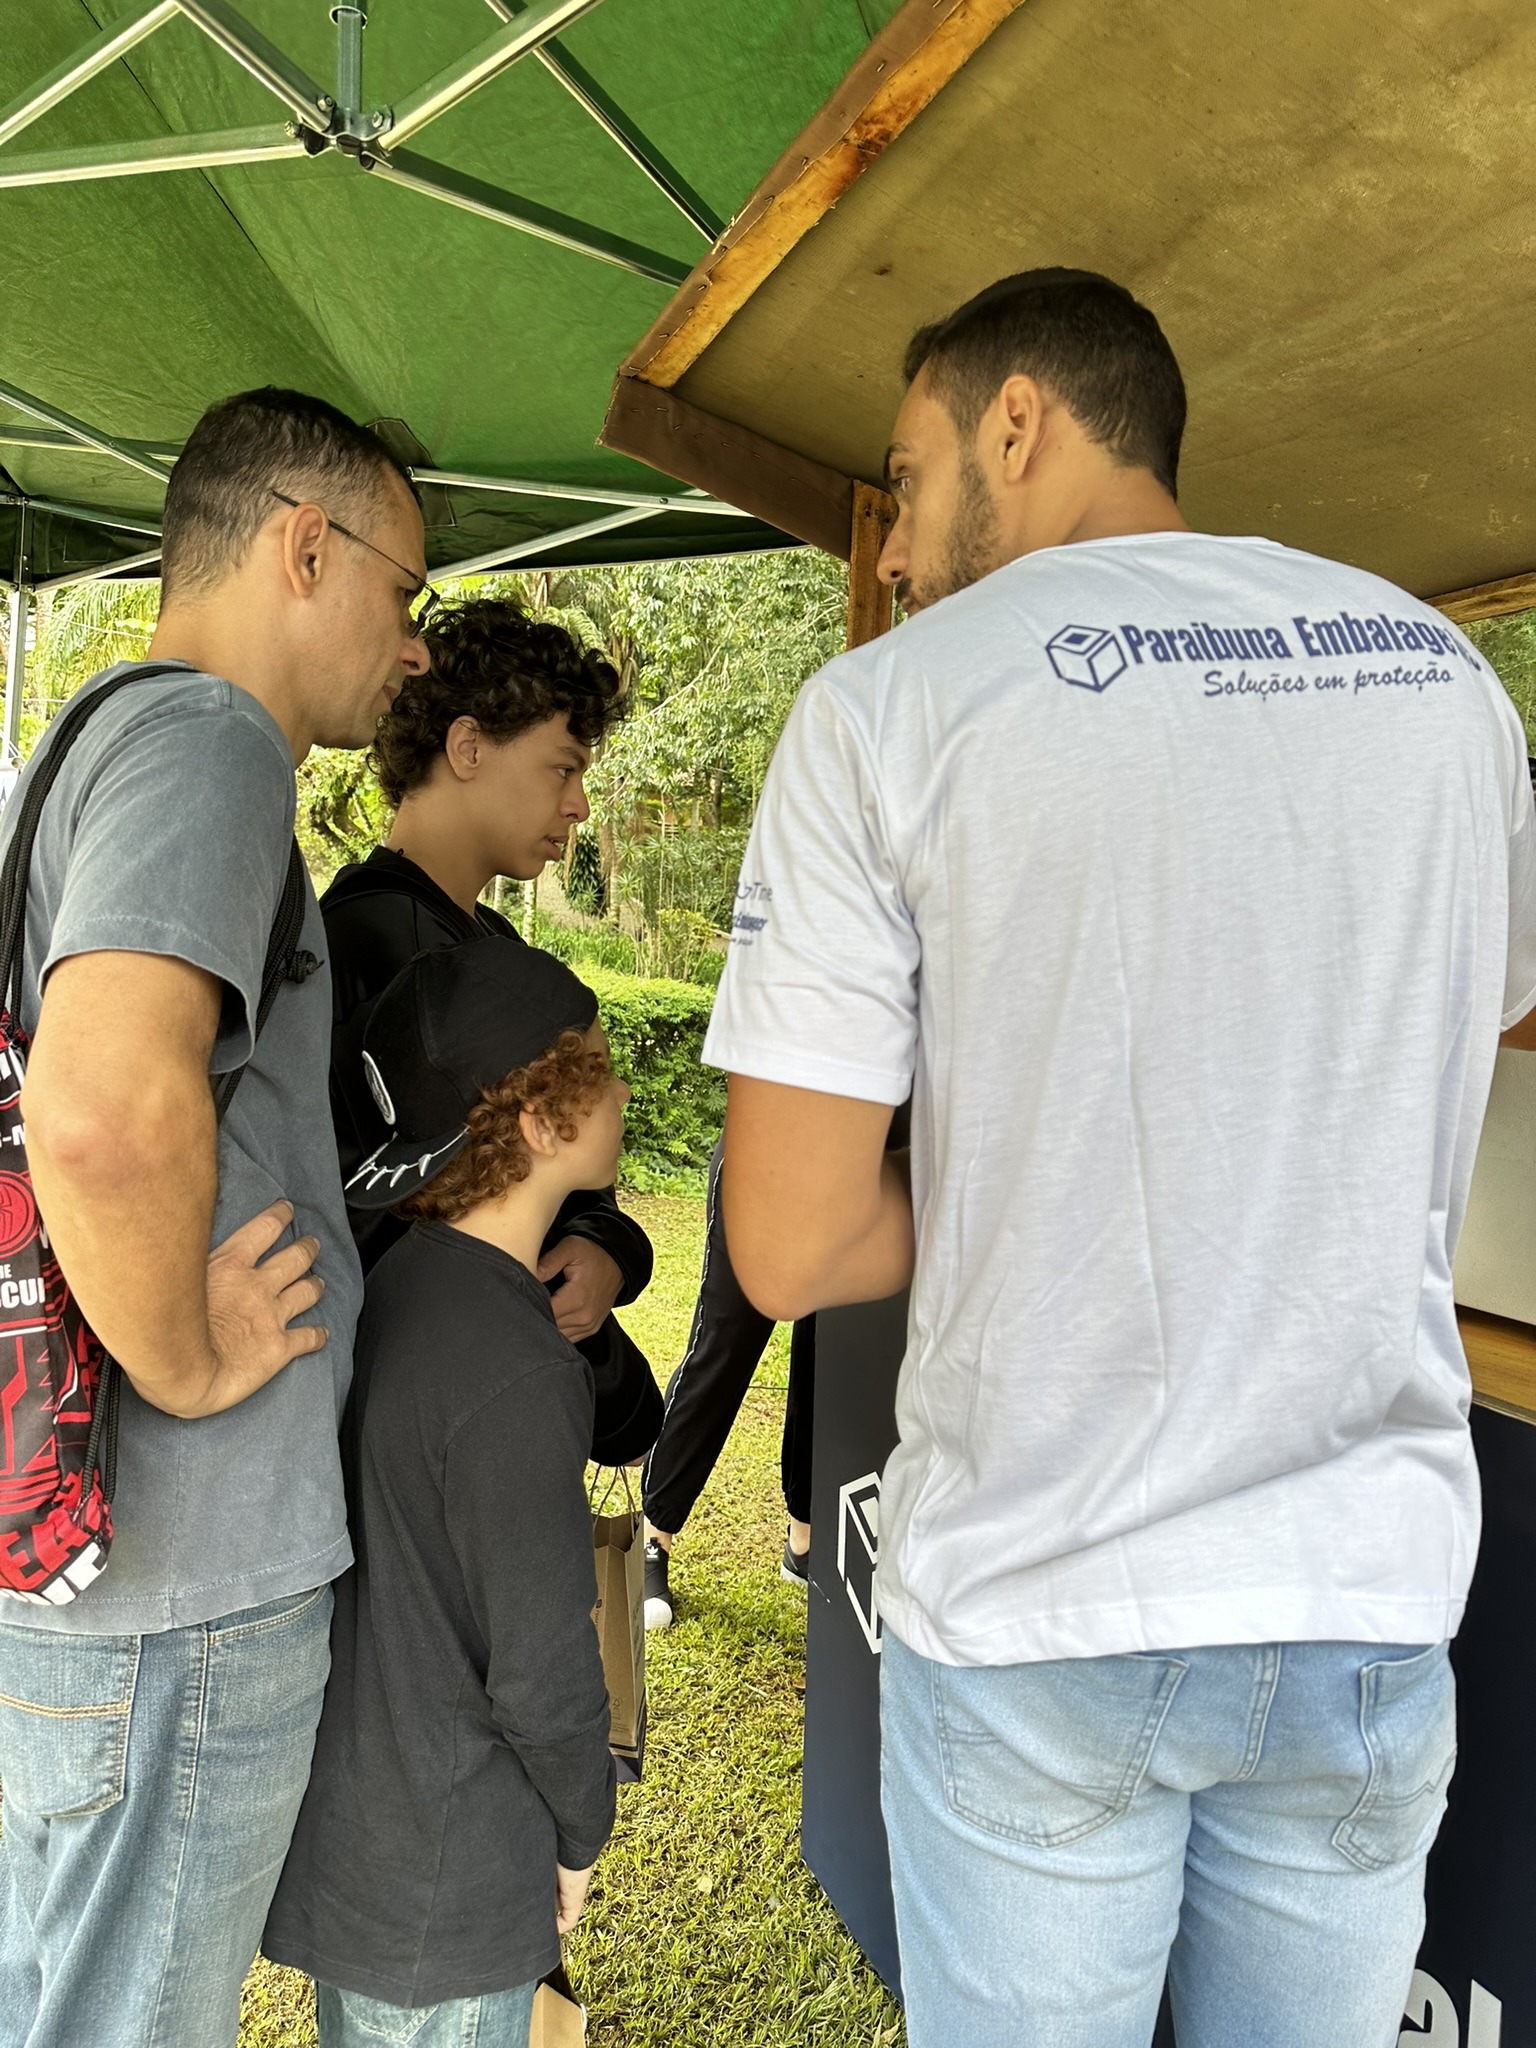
[{"left": 264, "top": 939, "right": 629, "bottom": 2048}]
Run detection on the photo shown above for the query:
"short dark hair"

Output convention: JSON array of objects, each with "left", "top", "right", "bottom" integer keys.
[
  {"left": 903, "top": 269, "right": 1187, "bottom": 495},
  {"left": 160, "top": 387, "right": 416, "bottom": 600},
  {"left": 372, "top": 597, "right": 627, "bottom": 808}
]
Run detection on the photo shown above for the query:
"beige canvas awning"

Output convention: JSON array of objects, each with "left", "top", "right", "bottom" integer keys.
[{"left": 602, "top": 0, "right": 1536, "bottom": 617}]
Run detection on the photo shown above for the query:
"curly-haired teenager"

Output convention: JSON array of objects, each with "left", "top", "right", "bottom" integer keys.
[
  {"left": 322, "top": 596, "right": 661, "bottom": 1461},
  {"left": 265, "top": 940, "right": 625, "bottom": 2045}
]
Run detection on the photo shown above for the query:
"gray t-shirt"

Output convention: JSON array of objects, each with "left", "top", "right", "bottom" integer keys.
[{"left": 1, "top": 662, "right": 361, "bottom": 1633}]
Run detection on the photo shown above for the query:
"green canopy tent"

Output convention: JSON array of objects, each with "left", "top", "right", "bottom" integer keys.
[{"left": 0, "top": 0, "right": 908, "bottom": 756}]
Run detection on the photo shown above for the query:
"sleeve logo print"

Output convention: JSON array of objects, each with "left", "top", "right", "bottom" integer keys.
[
  {"left": 731, "top": 879, "right": 773, "bottom": 946},
  {"left": 1046, "top": 625, "right": 1128, "bottom": 692}
]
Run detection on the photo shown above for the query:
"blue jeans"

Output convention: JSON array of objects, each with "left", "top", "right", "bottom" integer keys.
[
  {"left": 0, "top": 1584, "right": 333, "bottom": 2048},
  {"left": 316, "top": 1981, "right": 538, "bottom": 2046},
  {"left": 880, "top": 1632, "right": 1455, "bottom": 2048}
]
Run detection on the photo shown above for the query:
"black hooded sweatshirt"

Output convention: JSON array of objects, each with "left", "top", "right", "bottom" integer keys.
[{"left": 321, "top": 847, "right": 661, "bottom": 1461}]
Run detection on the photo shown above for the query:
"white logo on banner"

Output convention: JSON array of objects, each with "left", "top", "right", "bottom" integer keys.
[
  {"left": 837, "top": 1473, "right": 882, "bottom": 1655},
  {"left": 1400, "top": 1968, "right": 1502, "bottom": 2046}
]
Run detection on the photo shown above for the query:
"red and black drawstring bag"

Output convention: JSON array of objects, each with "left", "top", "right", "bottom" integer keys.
[{"left": 0, "top": 664, "right": 306, "bottom": 1605}]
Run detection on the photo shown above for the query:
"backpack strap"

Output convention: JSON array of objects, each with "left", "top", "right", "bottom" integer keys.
[
  {"left": 0, "top": 663, "right": 189, "bottom": 1016},
  {"left": 0, "top": 662, "right": 310, "bottom": 1117},
  {"left": 211, "top": 840, "right": 309, "bottom": 1120}
]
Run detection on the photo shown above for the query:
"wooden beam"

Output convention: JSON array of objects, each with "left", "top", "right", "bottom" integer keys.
[
  {"left": 621, "top": 0, "right": 1029, "bottom": 391},
  {"left": 600, "top": 377, "right": 855, "bottom": 559},
  {"left": 1432, "top": 570, "right": 1536, "bottom": 627},
  {"left": 846, "top": 482, "right": 897, "bottom": 646}
]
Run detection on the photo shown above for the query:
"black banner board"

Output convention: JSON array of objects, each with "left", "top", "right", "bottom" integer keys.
[
  {"left": 802, "top": 1300, "right": 1535, "bottom": 2046},
  {"left": 801, "top": 1293, "right": 906, "bottom": 1995},
  {"left": 1408, "top": 1402, "right": 1536, "bottom": 2046}
]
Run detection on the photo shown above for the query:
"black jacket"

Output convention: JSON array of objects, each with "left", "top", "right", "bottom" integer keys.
[{"left": 321, "top": 848, "right": 661, "bottom": 1462}]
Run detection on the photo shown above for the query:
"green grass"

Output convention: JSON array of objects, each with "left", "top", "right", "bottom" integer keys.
[{"left": 239, "top": 1191, "right": 904, "bottom": 2048}]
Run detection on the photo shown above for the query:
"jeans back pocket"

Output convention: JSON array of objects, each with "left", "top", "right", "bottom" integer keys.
[
  {"left": 0, "top": 1625, "right": 139, "bottom": 1820},
  {"left": 1333, "top": 1642, "right": 1456, "bottom": 1873},
  {"left": 934, "top": 1651, "right": 1186, "bottom": 1847}
]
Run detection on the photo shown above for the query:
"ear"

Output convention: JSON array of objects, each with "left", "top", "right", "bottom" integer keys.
[
  {"left": 518, "top": 1104, "right": 561, "bottom": 1161},
  {"left": 277, "top": 500, "right": 332, "bottom": 601},
  {"left": 993, "top": 373, "right": 1050, "bottom": 484},
  {"left": 443, "top": 716, "right": 482, "bottom": 784}
]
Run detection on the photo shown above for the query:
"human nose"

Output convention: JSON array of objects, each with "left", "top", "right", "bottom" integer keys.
[
  {"left": 399, "top": 632, "right": 432, "bottom": 676},
  {"left": 877, "top": 519, "right": 907, "bottom": 588},
  {"left": 616, "top": 1078, "right": 632, "bottom": 1108},
  {"left": 567, "top": 778, "right": 591, "bottom": 824}
]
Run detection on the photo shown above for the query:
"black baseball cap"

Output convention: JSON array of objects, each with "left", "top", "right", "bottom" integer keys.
[{"left": 345, "top": 941, "right": 599, "bottom": 1211}]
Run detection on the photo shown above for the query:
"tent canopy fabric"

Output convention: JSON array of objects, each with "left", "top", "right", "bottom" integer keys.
[
  {"left": 0, "top": 0, "right": 905, "bottom": 588},
  {"left": 606, "top": 0, "right": 1536, "bottom": 608}
]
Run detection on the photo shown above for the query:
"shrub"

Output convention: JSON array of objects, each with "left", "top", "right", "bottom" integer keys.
[
  {"left": 616, "top": 827, "right": 748, "bottom": 931},
  {"left": 634, "top": 908, "right": 725, "bottom": 986},
  {"left": 532, "top": 912, "right": 639, "bottom": 978},
  {"left": 578, "top": 966, "right": 722, "bottom": 1189},
  {"left": 530, "top": 906, "right": 724, "bottom": 989},
  {"left": 565, "top": 828, "right": 606, "bottom": 917}
]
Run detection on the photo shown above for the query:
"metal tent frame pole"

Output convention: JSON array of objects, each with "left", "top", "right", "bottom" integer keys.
[
  {"left": 410, "top": 470, "right": 737, "bottom": 515},
  {"left": 435, "top": 502, "right": 657, "bottom": 579},
  {"left": 0, "top": 494, "right": 161, "bottom": 539},
  {"left": 0, "top": 377, "right": 171, "bottom": 484},
  {"left": 480, "top": 0, "right": 723, "bottom": 239},
  {"left": 35, "top": 550, "right": 163, "bottom": 594},
  {"left": 2, "top": 505, "right": 31, "bottom": 767},
  {"left": 0, "top": 0, "right": 714, "bottom": 281},
  {"left": 0, "top": 382, "right": 758, "bottom": 589},
  {"left": 0, "top": 2, "right": 756, "bottom": 581},
  {"left": 2, "top": 585, "right": 29, "bottom": 766}
]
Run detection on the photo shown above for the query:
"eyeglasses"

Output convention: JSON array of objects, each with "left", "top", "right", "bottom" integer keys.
[{"left": 270, "top": 490, "right": 442, "bottom": 637}]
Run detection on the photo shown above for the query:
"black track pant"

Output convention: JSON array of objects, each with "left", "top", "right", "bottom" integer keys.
[{"left": 642, "top": 1137, "right": 815, "bottom": 1533}]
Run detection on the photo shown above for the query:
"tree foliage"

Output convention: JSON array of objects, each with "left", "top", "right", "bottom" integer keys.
[
  {"left": 499, "top": 552, "right": 848, "bottom": 945},
  {"left": 1468, "top": 612, "right": 1536, "bottom": 742},
  {"left": 578, "top": 966, "right": 724, "bottom": 1184},
  {"left": 565, "top": 551, "right": 847, "bottom": 829},
  {"left": 10, "top": 554, "right": 848, "bottom": 921}
]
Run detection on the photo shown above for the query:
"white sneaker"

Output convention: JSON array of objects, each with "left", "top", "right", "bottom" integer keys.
[{"left": 643, "top": 1538, "right": 673, "bottom": 1630}]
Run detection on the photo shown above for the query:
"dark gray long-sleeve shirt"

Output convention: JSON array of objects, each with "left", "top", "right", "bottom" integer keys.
[{"left": 264, "top": 1222, "right": 615, "bottom": 2006}]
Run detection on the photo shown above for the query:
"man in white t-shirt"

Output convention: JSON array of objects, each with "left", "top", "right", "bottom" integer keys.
[{"left": 703, "top": 269, "right": 1536, "bottom": 2047}]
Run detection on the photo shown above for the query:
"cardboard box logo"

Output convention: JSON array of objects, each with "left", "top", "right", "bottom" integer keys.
[
  {"left": 1046, "top": 624, "right": 1127, "bottom": 692},
  {"left": 837, "top": 1472, "right": 883, "bottom": 1655}
]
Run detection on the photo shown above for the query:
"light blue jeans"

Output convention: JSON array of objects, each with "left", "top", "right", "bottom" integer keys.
[
  {"left": 881, "top": 1632, "right": 1455, "bottom": 2048},
  {"left": 0, "top": 1584, "right": 333, "bottom": 2048},
  {"left": 316, "top": 1981, "right": 538, "bottom": 2046}
]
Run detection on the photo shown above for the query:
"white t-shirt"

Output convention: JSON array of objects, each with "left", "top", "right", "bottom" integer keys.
[{"left": 704, "top": 532, "right": 1536, "bottom": 1667}]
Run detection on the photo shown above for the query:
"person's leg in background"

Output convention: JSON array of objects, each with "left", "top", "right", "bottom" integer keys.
[
  {"left": 880, "top": 1632, "right": 1452, "bottom": 2048},
  {"left": 0, "top": 1584, "right": 333, "bottom": 2048},
  {"left": 778, "top": 1314, "right": 815, "bottom": 1585},
  {"left": 642, "top": 1134, "right": 776, "bottom": 1626},
  {"left": 315, "top": 1980, "right": 536, "bottom": 2047}
]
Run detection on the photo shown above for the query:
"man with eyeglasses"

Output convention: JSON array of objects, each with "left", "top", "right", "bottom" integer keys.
[{"left": 0, "top": 387, "right": 431, "bottom": 2048}]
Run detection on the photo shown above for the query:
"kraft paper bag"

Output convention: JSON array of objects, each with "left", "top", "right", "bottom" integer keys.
[
  {"left": 590, "top": 1474, "right": 646, "bottom": 1780},
  {"left": 530, "top": 1965, "right": 586, "bottom": 2047}
]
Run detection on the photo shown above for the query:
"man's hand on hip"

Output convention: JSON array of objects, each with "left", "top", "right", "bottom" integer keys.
[
  {"left": 537, "top": 1236, "right": 624, "bottom": 1341},
  {"left": 197, "top": 1200, "right": 328, "bottom": 1415}
]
